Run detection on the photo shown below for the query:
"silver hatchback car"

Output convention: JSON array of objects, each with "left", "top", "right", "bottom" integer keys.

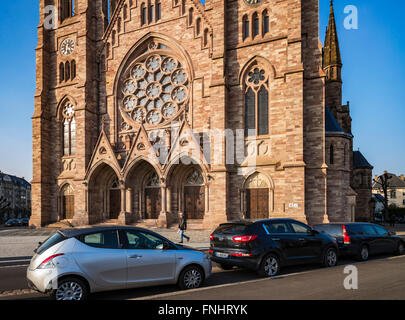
[{"left": 27, "top": 226, "right": 212, "bottom": 300}]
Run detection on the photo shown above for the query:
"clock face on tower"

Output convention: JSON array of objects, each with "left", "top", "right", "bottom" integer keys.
[
  {"left": 244, "top": 0, "right": 264, "bottom": 5},
  {"left": 60, "top": 38, "right": 75, "bottom": 56}
]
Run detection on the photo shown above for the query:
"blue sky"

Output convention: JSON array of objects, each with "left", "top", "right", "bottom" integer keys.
[{"left": 0, "top": 0, "right": 404, "bottom": 181}]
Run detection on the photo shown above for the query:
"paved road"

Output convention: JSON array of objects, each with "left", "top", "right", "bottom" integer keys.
[
  {"left": 148, "top": 255, "right": 405, "bottom": 300},
  {"left": 1, "top": 254, "right": 404, "bottom": 300}
]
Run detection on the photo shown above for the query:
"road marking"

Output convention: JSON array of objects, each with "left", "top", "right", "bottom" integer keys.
[{"left": 132, "top": 254, "right": 405, "bottom": 300}]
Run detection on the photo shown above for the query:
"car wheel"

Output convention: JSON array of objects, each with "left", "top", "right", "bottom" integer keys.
[
  {"left": 358, "top": 245, "right": 369, "bottom": 261},
  {"left": 51, "top": 277, "right": 89, "bottom": 301},
  {"left": 395, "top": 242, "right": 405, "bottom": 256},
  {"left": 258, "top": 254, "right": 280, "bottom": 277},
  {"left": 219, "top": 263, "right": 234, "bottom": 270},
  {"left": 323, "top": 247, "right": 338, "bottom": 267},
  {"left": 178, "top": 265, "right": 204, "bottom": 290}
]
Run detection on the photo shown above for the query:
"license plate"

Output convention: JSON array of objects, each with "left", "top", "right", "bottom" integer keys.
[{"left": 215, "top": 252, "right": 229, "bottom": 258}]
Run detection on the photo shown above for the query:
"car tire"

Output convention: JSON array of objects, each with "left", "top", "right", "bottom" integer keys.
[
  {"left": 178, "top": 265, "right": 204, "bottom": 290},
  {"left": 257, "top": 253, "right": 280, "bottom": 277},
  {"left": 51, "top": 277, "right": 89, "bottom": 301},
  {"left": 218, "top": 263, "right": 234, "bottom": 270},
  {"left": 395, "top": 242, "right": 405, "bottom": 256},
  {"left": 323, "top": 247, "right": 338, "bottom": 268},
  {"left": 358, "top": 245, "right": 369, "bottom": 261}
]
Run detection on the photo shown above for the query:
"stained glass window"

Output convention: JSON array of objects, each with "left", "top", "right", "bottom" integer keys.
[
  {"left": 120, "top": 51, "right": 189, "bottom": 128},
  {"left": 244, "top": 66, "right": 270, "bottom": 137},
  {"left": 62, "top": 102, "right": 76, "bottom": 156}
]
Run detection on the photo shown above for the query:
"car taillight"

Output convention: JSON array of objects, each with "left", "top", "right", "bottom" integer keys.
[
  {"left": 232, "top": 235, "right": 258, "bottom": 243},
  {"left": 230, "top": 253, "right": 253, "bottom": 257},
  {"left": 343, "top": 225, "right": 351, "bottom": 244},
  {"left": 37, "top": 253, "right": 64, "bottom": 269},
  {"left": 210, "top": 234, "right": 214, "bottom": 241}
]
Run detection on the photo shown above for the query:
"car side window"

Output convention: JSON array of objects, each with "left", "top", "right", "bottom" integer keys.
[
  {"left": 124, "top": 230, "right": 164, "bottom": 250},
  {"left": 373, "top": 225, "right": 389, "bottom": 236},
  {"left": 362, "top": 225, "right": 378, "bottom": 236},
  {"left": 264, "top": 222, "right": 292, "bottom": 234},
  {"left": 82, "top": 230, "right": 119, "bottom": 249},
  {"left": 290, "top": 222, "right": 311, "bottom": 234}
]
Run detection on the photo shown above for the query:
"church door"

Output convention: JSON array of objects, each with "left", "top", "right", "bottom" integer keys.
[
  {"left": 109, "top": 178, "right": 121, "bottom": 220},
  {"left": 184, "top": 186, "right": 205, "bottom": 219},
  {"left": 61, "top": 184, "right": 74, "bottom": 220},
  {"left": 183, "top": 170, "right": 205, "bottom": 219},
  {"left": 109, "top": 190, "right": 121, "bottom": 219},
  {"left": 145, "top": 188, "right": 161, "bottom": 219},
  {"left": 246, "top": 188, "right": 269, "bottom": 219},
  {"left": 144, "top": 173, "right": 161, "bottom": 219},
  {"left": 63, "top": 195, "right": 75, "bottom": 220}
]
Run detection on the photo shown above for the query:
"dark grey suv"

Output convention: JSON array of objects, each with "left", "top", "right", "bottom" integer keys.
[{"left": 209, "top": 218, "right": 338, "bottom": 277}]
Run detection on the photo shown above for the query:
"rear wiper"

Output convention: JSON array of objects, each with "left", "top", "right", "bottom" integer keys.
[{"left": 34, "top": 241, "right": 43, "bottom": 253}]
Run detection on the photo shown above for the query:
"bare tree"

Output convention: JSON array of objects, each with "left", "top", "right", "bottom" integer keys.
[{"left": 373, "top": 172, "right": 392, "bottom": 223}]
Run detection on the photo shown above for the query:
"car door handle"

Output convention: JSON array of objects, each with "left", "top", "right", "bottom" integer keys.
[
  {"left": 272, "top": 238, "right": 280, "bottom": 241},
  {"left": 128, "top": 254, "right": 142, "bottom": 259},
  {"left": 298, "top": 238, "right": 305, "bottom": 241}
]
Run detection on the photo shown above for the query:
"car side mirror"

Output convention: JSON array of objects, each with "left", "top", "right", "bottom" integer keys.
[
  {"left": 308, "top": 229, "right": 319, "bottom": 236},
  {"left": 163, "top": 241, "right": 172, "bottom": 250}
]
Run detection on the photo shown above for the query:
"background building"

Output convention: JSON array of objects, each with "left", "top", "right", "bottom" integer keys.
[
  {"left": 31, "top": 0, "right": 372, "bottom": 228},
  {"left": 0, "top": 171, "right": 31, "bottom": 223},
  {"left": 373, "top": 173, "right": 405, "bottom": 209}
]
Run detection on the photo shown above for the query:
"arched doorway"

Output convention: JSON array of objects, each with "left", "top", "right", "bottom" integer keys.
[
  {"left": 109, "top": 177, "right": 121, "bottom": 219},
  {"left": 144, "top": 172, "right": 161, "bottom": 219},
  {"left": 61, "top": 184, "right": 74, "bottom": 220},
  {"left": 244, "top": 172, "right": 271, "bottom": 219},
  {"left": 88, "top": 162, "right": 121, "bottom": 224},
  {"left": 184, "top": 169, "right": 205, "bottom": 219},
  {"left": 125, "top": 159, "right": 162, "bottom": 221}
]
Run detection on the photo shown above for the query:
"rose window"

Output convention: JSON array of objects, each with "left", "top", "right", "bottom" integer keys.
[
  {"left": 248, "top": 68, "right": 266, "bottom": 85},
  {"left": 120, "top": 53, "right": 190, "bottom": 127},
  {"left": 62, "top": 103, "right": 75, "bottom": 118}
]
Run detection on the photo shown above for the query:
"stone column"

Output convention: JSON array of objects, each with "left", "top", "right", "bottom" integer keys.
[
  {"left": 118, "top": 181, "right": 127, "bottom": 224},
  {"left": 126, "top": 188, "right": 133, "bottom": 224},
  {"left": 157, "top": 184, "right": 168, "bottom": 228}
]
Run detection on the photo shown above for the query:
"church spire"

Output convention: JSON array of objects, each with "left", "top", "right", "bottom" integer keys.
[{"left": 323, "top": 0, "right": 342, "bottom": 82}]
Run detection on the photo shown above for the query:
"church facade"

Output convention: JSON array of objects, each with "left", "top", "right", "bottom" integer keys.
[{"left": 31, "top": 0, "right": 373, "bottom": 229}]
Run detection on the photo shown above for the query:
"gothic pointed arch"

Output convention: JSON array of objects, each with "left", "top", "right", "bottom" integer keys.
[
  {"left": 60, "top": 183, "right": 75, "bottom": 220},
  {"left": 57, "top": 96, "right": 77, "bottom": 156},
  {"left": 162, "top": 119, "right": 210, "bottom": 177},
  {"left": 242, "top": 171, "right": 275, "bottom": 219},
  {"left": 240, "top": 57, "right": 274, "bottom": 137},
  {"left": 122, "top": 123, "right": 163, "bottom": 181},
  {"left": 85, "top": 129, "right": 122, "bottom": 182}
]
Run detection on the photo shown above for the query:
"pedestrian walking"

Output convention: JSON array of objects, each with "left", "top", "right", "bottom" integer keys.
[{"left": 178, "top": 212, "right": 190, "bottom": 243}]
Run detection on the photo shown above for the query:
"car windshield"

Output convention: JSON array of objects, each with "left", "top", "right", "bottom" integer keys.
[{"left": 36, "top": 232, "right": 66, "bottom": 255}]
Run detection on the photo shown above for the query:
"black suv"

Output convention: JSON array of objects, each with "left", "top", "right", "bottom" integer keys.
[
  {"left": 209, "top": 218, "right": 338, "bottom": 277},
  {"left": 313, "top": 223, "right": 405, "bottom": 261}
]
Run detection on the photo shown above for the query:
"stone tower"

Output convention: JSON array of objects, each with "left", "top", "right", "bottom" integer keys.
[{"left": 31, "top": 0, "right": 102, "bottom": 227}]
